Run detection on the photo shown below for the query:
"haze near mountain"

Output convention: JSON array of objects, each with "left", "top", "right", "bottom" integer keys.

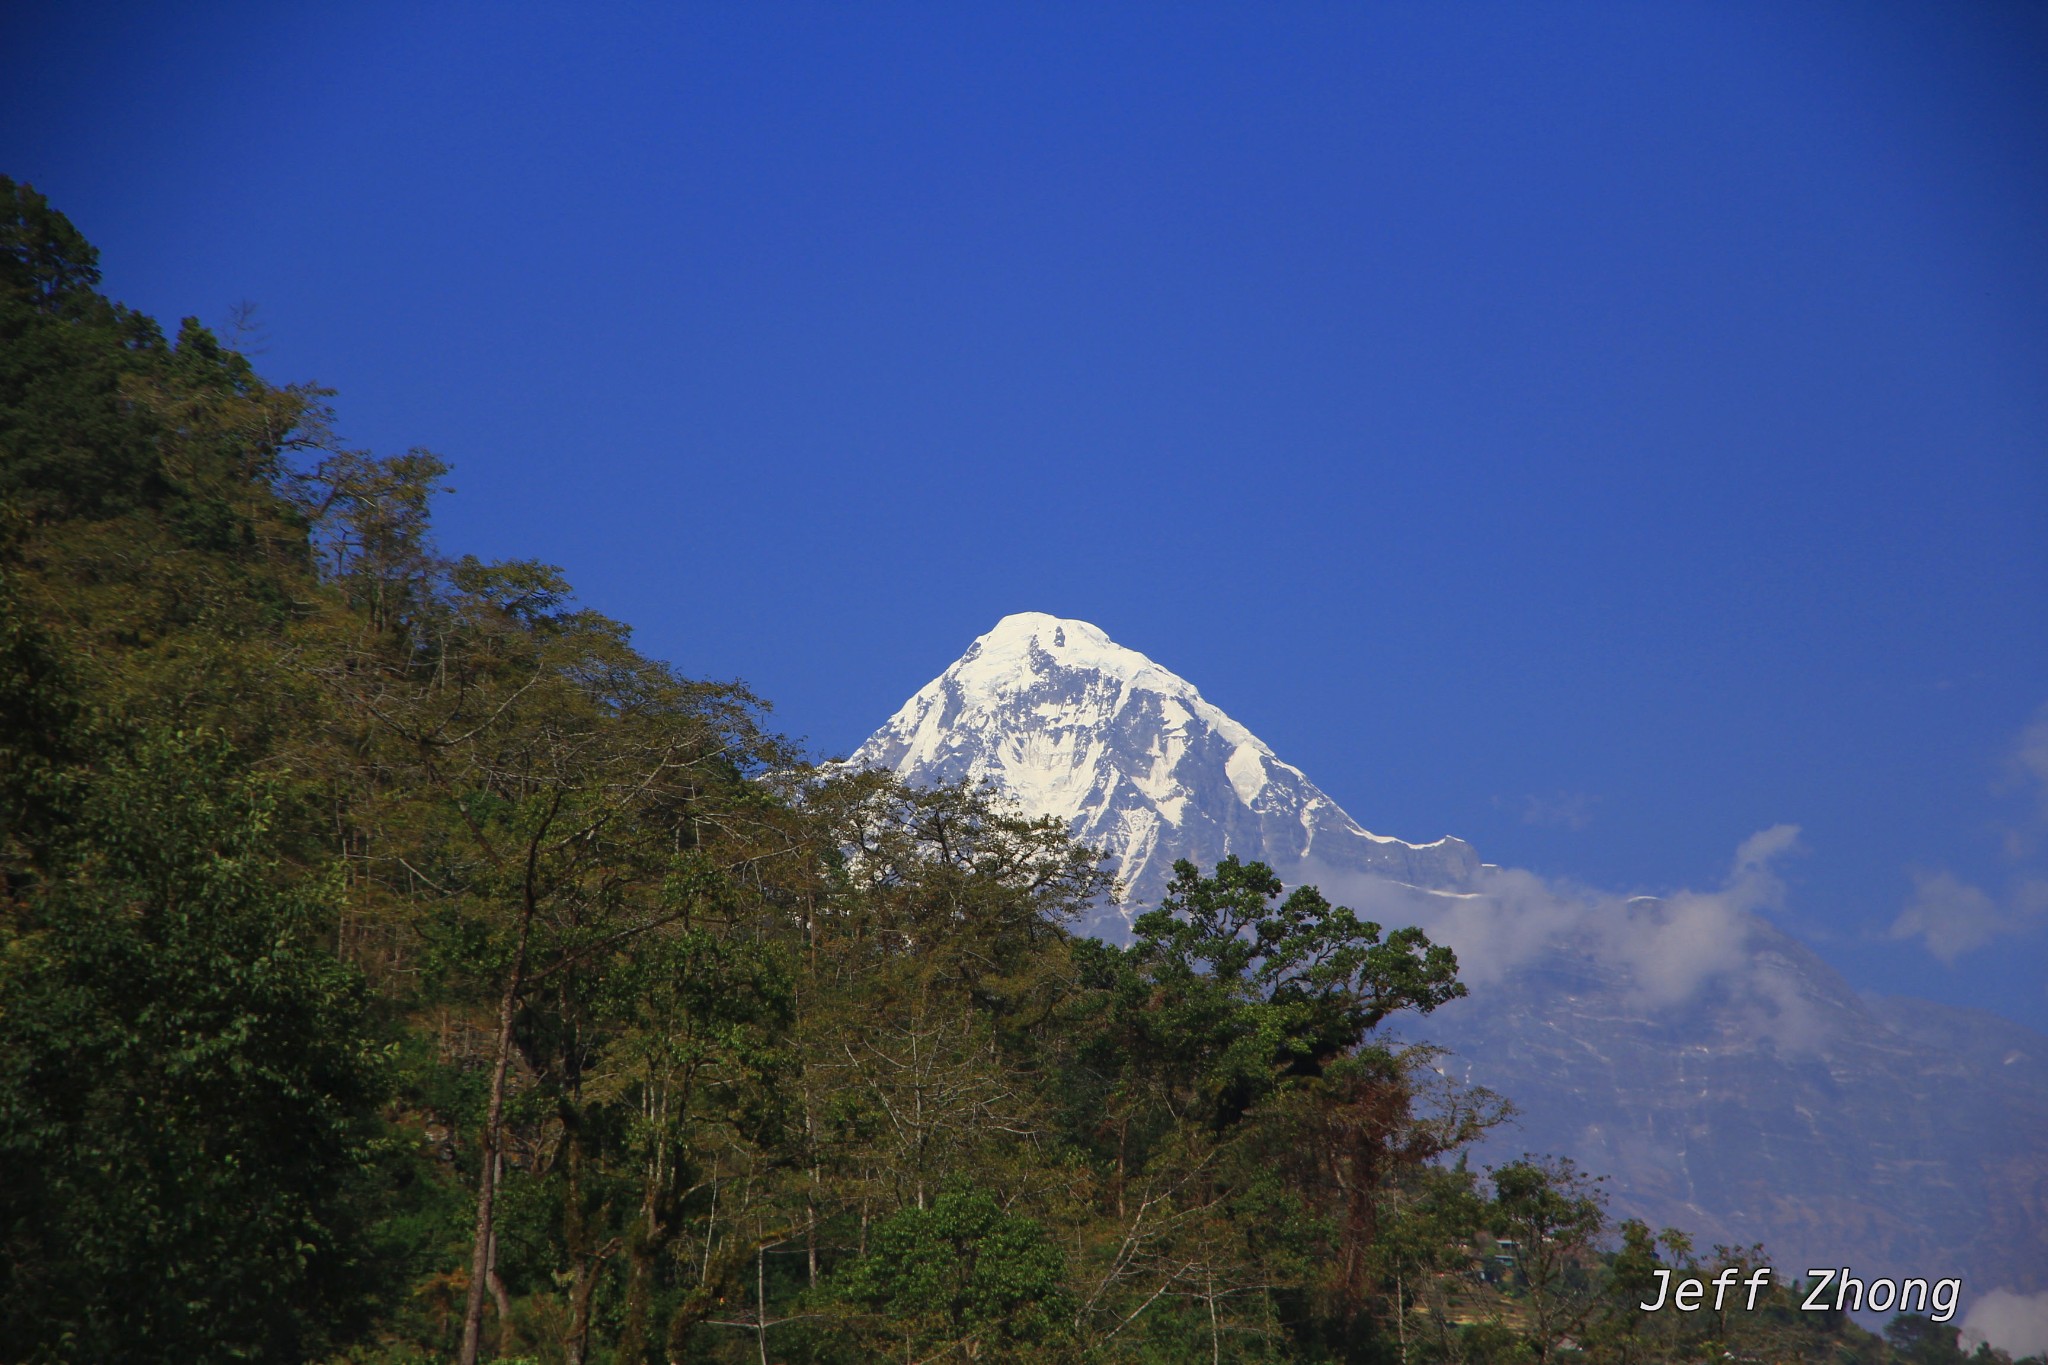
[{"left": 846, "top": 612, "right": 2048, "bottom": 1306}]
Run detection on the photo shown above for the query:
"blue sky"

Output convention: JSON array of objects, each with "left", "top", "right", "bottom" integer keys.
[{"left": 8, "top": 2, "right": 2046, "bottom": 1027}]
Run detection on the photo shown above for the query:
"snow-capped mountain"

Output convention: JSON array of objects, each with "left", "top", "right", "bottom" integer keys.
[
  {"left": 844, "top": 611, "right": 1477, "bottom": 916},
  {"left": 846, "top": 611, "right": 2048, "bottom": 1305}
]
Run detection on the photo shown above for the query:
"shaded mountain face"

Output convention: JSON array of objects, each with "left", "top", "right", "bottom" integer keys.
[
  {"left": 1389, "top": 904, "right": 2048, "bottom": 1298},
  {"left": 849, "top": 611, "right": 2048, "bottom": 1300},
  {"left": 845, "top": 611, "right": 1477, "bottom": 923}
]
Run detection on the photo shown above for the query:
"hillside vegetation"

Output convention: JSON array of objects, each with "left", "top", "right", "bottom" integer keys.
[{"left": 0, "top": 179, "right": 2021, "bottom": 1365}]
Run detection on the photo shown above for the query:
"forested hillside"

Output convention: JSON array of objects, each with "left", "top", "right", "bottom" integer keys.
[{"left": 0, "top": 179, "right": 2021, "bottom": 1365}]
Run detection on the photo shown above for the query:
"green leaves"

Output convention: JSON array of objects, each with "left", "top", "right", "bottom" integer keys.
[
  {"left": 839, "top": 1188, "right": 1071, "bottom": 1361},
  {"left": 0, "top": 733, "right": 389, "bottom": 1364},
  {"left": 1114, "top": 856, "right": 1467, "bottom": 1130},
  {"left": 0, "top": 177, "right": 101, "bottom": 309},
  {"left": 1141, "top": 856, "right": 1465, "bottom": 1026}
]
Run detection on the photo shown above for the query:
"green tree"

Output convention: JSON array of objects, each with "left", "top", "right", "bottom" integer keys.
[
  {"left": 1060, "top": 858, "right": 1469, "bottom": 1357},
  {"left": 0, "top": 543, "right": 79, "bottom": 887},
  {"left": 0, "top": 733, "right": 388, "bottom": 1363},
  {"left": 1, "top": 175, "right": 165, "bottom": 521},
  {"left": 1487, "top": 1157, "right": 1607, "bottom": 1364},
  {"left": 839, "top": 1187, "right": 1071, "bottom": 1363},
  {"left": 288, "top": 480, "right": 804, "bottom": 1362},
  {"left": 1125, "top": 856, "right": 1466, "bottom": 1130},
  {"left": 1889, "top": 1313, "right": 1969, "bottom": 1365},
  {"left": 1377, "top": 1160, "right": 1495, "bottom": 1365},
  {"left": 1288, "top": 1053, "right": 1509, "bottom": 1347},
  {"left": 1581, "top": 1219, "right": 1687, "bottom": 1365}
]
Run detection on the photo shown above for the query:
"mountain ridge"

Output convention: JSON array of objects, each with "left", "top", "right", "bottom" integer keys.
[{"left": 846, "top": 611, "right": 2048, "bottom": 1299}]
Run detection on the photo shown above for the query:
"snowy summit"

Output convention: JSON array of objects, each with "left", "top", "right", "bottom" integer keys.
[{"left": 844, "top": 612, "right": 1477, "bottom": 921}]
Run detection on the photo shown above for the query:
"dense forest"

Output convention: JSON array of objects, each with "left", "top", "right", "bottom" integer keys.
[{"left": 0, "top": 178, "right": 2030, "bottom": 1365}]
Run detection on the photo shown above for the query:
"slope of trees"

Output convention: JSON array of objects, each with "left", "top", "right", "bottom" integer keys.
[{"left": 2, "top": 177, "right": 2036, "bottom": 1365}]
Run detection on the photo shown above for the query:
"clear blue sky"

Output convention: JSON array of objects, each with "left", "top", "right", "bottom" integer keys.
[{"left": 8, "top": 2, "right": 2046, "bottom": 1027}]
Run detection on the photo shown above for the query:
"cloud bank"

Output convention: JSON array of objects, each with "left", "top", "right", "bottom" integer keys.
[
  {"left": 1961, "top": 1288, "right": 2048, "bottom": 1359},
  {"left": 2013, "top": 702, "right": 2048, "bottom": 820},
  {"left": 1308, "top": 823, "right": 1822, "bottom": 1046},
  {"left": 1888, "top": 701, "right": 2048, "bottom": 963},
  {"left": 1889, "top": 870, "right": 2048, "bottom": 963}
]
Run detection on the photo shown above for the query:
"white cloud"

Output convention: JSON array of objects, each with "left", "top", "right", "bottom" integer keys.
[
  {"left": 1888, "top": 870, "right": 2048, "bottom": 963},
  {"left": 1306, "top": 825, "right": 1818, "bottom": 1045},
  {"left": 1733, "top": 823, "right": 1803, "bottom": 874},
  {"left": 1886, "top": 704, "right": 2048, "bottom": 964},
  {"left": 1961, "top": 1288, "right": 2048, "bottom": 1359},
  {"left": 2013, "top": 702, "right": 2048, "bottom": 819}
]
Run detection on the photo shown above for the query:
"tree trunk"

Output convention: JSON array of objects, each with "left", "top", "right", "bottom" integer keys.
[
  {"left": 457, "top": 878, "right": 538, "bottom": 1365},
  {"left": 562, "top": 1116, "right": 608, "bottom": 1365},
  {"left": 804, "top": 1089, "right": 820, "bottom": 1289},
  {"left": 1397, "top": 1270, "right": 1408, "bottom": 1365},
  {"left": 1338, "top": 1102, "right": 1386, "bottom": 1317},
  {"left": 564, "top": 1241, "right": 615, "bottom": 1365},
  {"left": 487, "top": 1163, "right": 513, "bottom": 1336},
  {"left": 619, "top": 1236, "right": 655, "bottom": 1363},
  {"left": 621, "top": 1096, "right": 677, "bottom": 1363},
  {"left": 1207, "top": 1270, "right": 1221, "bottom": 1365}
]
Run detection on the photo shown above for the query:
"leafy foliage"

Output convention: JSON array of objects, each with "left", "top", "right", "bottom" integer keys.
[
  {"left": 839, "top": 1188, "right": 1071, "bottom": 1361},
  {"left": 0, "top": 736, "right": 387, "bottom": 1363}
]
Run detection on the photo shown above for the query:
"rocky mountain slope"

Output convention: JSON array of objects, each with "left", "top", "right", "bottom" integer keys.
[
  {"left": 1399, "top": 905, "right": 2048, "bottom": 1294},
  {"left": 845, "top": 611, "right": 1478, "bottom": 919},
  {"left": 847, "top": 611, "right": 2048, "bottom": 1299}
]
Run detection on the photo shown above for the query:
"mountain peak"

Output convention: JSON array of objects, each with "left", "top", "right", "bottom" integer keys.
[
  {"left": 845, "top": 613, "right": 1477, "bottom": 922},
  {"left": 958, "top": 613, "right": 1220, "bottom": 707}
]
